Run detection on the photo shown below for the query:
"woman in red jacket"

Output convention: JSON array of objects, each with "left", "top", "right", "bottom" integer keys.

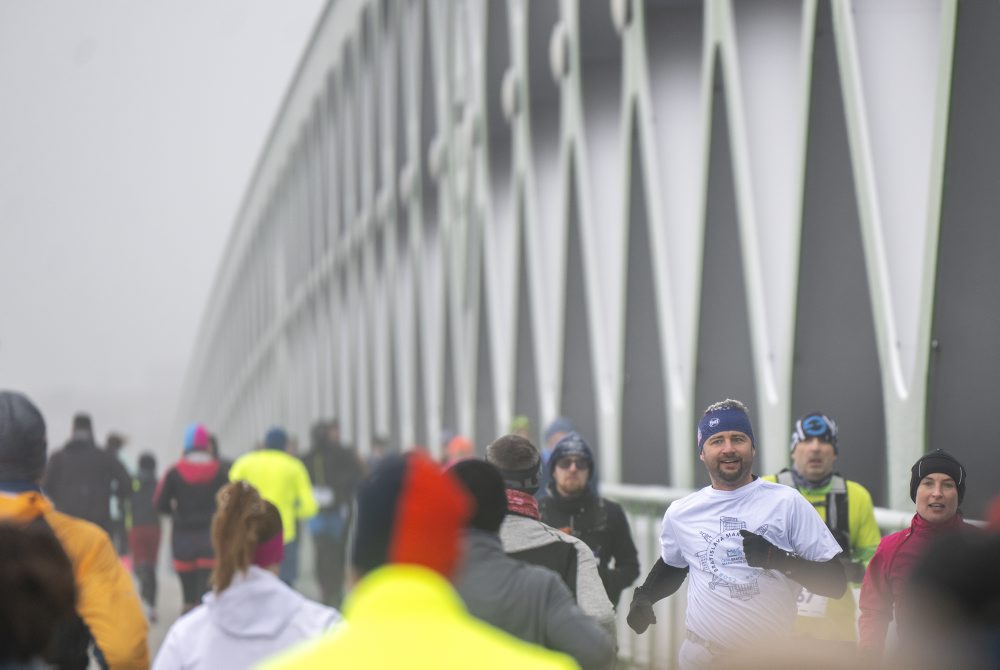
[{"left": 858, "top": 449, "right": 976, "bottom": 656}]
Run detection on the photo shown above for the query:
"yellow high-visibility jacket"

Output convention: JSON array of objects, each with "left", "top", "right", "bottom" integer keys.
[
  {"left": 229, "top": 448, "right": 317, "bottom": 543},
  {"left": 763, "top": 472, "right": 881, "bottom": 641},
  {"left": 259, "top": 564, "right": 579, "bottom": 670}
]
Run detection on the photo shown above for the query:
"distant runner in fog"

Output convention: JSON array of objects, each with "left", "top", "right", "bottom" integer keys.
[
  {"left": 156, "top": 423, "right": 230, "bottom": 614},
  {"left": 42, "top": 412, "right": 132, "bottom": 538}
]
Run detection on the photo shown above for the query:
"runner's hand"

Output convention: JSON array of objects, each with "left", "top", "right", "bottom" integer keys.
[
  {"left": 626, "top": 586, "right": 656, "bottom": 634},
  {"left": 740, "top": 529, "right": 789, "bottom": 570}
]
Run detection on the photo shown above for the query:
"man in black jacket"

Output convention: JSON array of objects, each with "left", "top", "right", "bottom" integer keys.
[
  {"left": 539, "top": 432, "right": 640, "bottom": 607},
  {"left": 42, "top": 413, "right": 132, "bottom": 538},
  {"left": 303, "top": 419, "right": 364, "bottom": 607}
]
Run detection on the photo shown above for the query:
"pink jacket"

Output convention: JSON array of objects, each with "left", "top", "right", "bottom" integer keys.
[{"left": 858, "top": 512, "right": 974, "bottom": 652}]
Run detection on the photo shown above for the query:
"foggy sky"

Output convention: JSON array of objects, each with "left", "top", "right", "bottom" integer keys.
[{"left": 0, "top": 0, "right": 326, "bottom": 466}]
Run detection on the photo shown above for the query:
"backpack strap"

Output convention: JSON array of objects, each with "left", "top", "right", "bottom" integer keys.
[
  {"left": 826, "top": 475, "right": 851, "bottom": 553},
  {"left": 776, "top": 469, "right": 795, "bottom": 488}
]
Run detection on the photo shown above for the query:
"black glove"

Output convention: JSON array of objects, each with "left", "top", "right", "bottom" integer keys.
[
  {"left": 626, "top": 586, "right": 656, "bottom": 634},
  {"left": 740, "top": 529, "right": 790, "bottom": 570},
  {"left": 842, "top": 558, "right": 866, "bottom": 583}
]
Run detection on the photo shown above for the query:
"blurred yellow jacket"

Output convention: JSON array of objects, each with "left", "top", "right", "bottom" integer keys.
[
  {"left": 0, "top": 490, "right": 150, "bottom": 669},
  {"left": 229, "top": 449, "right": 317, "bottom": 543},
  {"left": 259, "top": 564, "right": 579, "bottom": 670}
]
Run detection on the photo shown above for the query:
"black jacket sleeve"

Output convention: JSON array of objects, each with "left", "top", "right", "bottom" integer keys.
[
  {"left": 601, "top": 503, "right": 640, "bottom": 600},
  {"left": 637, "top": 557, "right": 689, "bottom": 602}
]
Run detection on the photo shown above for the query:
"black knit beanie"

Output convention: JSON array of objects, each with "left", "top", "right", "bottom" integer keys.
[
  {"left": 0, "top": 391, "right": 48, "bottom": 482},
  {"left": 448, "top": 459, "right": 507, "bottom": 533},
  {"left": 910, "top": 449, "right": 966, "bottom": 505}
]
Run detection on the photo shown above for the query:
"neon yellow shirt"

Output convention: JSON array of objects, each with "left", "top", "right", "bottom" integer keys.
[
  {"left": 230, "top": 449, "right": 317, "bottom": 543},
  {"left": 259, "top": 564, "right": 578, "bottom": 669},
  {"left": 763, "top": 473, "right": 881, "bottom": 641}
]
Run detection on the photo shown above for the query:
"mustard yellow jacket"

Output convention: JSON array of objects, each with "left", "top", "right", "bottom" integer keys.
[
  {"left": 259, "top": 564, "right": 579, "bottom": 669},
  {"left": 0, "top": 490, "right": 150, "bottom": 668}
]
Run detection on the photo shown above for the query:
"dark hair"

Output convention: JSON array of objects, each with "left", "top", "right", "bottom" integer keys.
[
  {"left": 449, "top": 459, "right": 507, "bottom": 533},
  {"left": 138, "top": 452, "right": 156, "bottom": 471},
  {"left": 71, "top": 413, "right": 92, "bottom": 434},
  {"left": 211, "top": 482, "right": 283, "bottom": 592},
  {"left": 105, "top": 433, "right": 126, "bottom": 451},
  {"left": 0, "top": 523, "right": 76, "bottom": 662}
]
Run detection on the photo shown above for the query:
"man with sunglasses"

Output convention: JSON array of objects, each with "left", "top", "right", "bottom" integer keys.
[{"left": 539, "top": 432, "right": 639, "bottom": 607}]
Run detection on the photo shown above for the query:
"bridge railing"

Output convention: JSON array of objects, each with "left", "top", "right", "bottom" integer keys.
[{"left": 600, "top": 482, "right": 916, "bottom": 669}]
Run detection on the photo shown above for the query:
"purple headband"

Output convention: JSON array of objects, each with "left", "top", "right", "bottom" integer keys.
[
  {"left": 252, "top": 533, "right": 285, "bottom": 568},
  {"left": 697, "top": 406, "right": 755, "bottom": 452}
]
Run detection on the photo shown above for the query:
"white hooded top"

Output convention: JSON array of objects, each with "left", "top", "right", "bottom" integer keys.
[{"left": 152, "top": 566, "right": 341, "bottom": 670}]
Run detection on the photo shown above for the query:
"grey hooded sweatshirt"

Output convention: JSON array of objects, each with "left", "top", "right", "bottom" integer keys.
[{"left": 499, "top": 513, "right": 617, "bottom": 641}]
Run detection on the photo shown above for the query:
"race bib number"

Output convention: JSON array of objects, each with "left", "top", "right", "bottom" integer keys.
[
  {"left": 312, "top": 486, "right": 334, "bottom": 507},
  {"left": 797, "top": 588, "right": 828, "bottom": 618}
]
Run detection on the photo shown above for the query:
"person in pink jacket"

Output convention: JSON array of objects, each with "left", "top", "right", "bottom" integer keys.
[{"left": 858, "top": 449, "right": 977, "bottom": 657}]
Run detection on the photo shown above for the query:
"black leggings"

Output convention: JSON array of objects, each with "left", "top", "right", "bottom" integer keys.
[{"left": 178, "top": 569, "right": 211, "bottom": 610}]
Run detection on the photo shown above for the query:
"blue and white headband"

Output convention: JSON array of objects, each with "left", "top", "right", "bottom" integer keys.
[{"left": 697, "top": 406, "right": 755, "bottom": 452}]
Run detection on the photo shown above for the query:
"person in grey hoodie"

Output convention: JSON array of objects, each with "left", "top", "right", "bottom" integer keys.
[
  {"left": 451, "top": 458, "right": 616, "bottom": 670},
  {"left": 153, "top": 482, "right": 340, "bottom": 670},
  {"left": 485, "top": 434, "right": 617, "bottom": 640}
]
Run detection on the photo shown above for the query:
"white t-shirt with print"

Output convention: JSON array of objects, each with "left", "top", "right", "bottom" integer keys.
[{"left": 659, "top": 477, "right": 841, "bottom": 650}]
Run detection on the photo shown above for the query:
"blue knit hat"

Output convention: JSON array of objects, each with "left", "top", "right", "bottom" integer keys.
[
  {"left": 543, "top": 417, "right": 575, "bottom": 445},
  {"left": 264, "top": 426, "right": 288, "bottom": 451}
]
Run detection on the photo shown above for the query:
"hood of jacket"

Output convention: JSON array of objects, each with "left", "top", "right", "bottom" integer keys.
[
  {"left": 204, "top": 566, "right": 310, "bottom": 637},
  {"left": 175, "top": 456, "right": 221, "bottom": 485},
  {"left": 0, "top": 489, "right": 51, "bottom": 525},
  {"left": 545, "top": 432, "right": 598, "bottom": 497}
]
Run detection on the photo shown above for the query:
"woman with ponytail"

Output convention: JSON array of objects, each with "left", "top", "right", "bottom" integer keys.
[{"left": 153, "top": 481, "right": 340, "bottom": 669}]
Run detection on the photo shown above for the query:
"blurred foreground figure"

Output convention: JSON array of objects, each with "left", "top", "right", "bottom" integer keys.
[
  {"left": 0, "top": 390, "right": 148, "bottom": 668},
  {"left": 900, "top": 527, "right": 1000, "bottom": 670},
  {"left": 451, "top": 458, "right": 615, "bottom": 670},
  {"left": 0, "top": 523, "right": 76, "bottom": 667},
  {"left": 153, "top": 481, "right": 340, "bottom": 670},
  {"left": 627, "top": 399, "right": 846, "bottom": 670},
  {"left": 261, "top": 452, "right": 577, "bottom": 669},
  {"left": 858, "top": 449, "right": 978, "bottom": 658}
]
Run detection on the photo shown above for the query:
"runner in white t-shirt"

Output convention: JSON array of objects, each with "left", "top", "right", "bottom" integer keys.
[{"left": 626, "top": 399, "right": 846, "bottom": 669}]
